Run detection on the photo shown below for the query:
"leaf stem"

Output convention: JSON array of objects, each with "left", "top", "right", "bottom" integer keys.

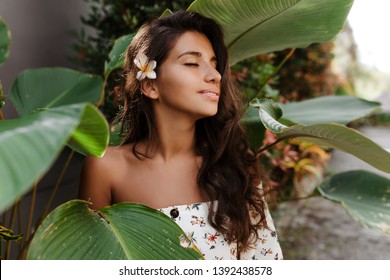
[
  {"left": 17, "top": 201, "right": 23, "bottom": 256},
  {"left": 19, "top": 149, "right": 75, "bottom": 259},
  {"left": 42, "top": 149, "right": 75, "bottom": 219},
  {"left": 0, "top": 209, "right": 7, "bottom": 258},
  {"left": 17, "top": 181, "right": 38, "bottom": 259},
  {"left": 5, "top": 201, "right": 18, "bottom": 259},
  {"left": 24, "top": 181, "right": 38, "bottom": 252},
  {"left": 250, "top": 48, "right": 296, "bottom": 103},
  {"left": 256, "top": 138, "right": 285, "bottom": 156}
]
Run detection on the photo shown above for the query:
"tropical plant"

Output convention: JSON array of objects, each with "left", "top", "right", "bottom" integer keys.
[
  {"left": 27, "top": 201, "right": 203, "bottom": 259},
  {"left": 0, "top": 17, "right": 9, "bottom": 65},
  {"left": 0, "top": 17, "right": 23, "bottom": 257},
  {"left": 275, "top": 42, "right": 342, "bottom": 102},
  {"left": 260, "top": 130, "right": 332, "bottom": 200},
  {"left": 1, "top": 0, "right": 390, "bottom": 260}
]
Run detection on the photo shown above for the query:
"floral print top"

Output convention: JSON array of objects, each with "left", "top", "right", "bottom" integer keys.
[{"left": 159, "top": 201, "right": 283, "bottom": 260}]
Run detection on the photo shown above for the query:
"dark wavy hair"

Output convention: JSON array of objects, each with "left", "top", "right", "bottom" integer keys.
[{"left": 118, "top": 10, "right": 268, "bottom": 253}]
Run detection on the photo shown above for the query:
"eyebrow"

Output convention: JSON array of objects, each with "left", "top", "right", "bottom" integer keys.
[{"left": 177, "top": 51, "right": 217, "bottom": 62}]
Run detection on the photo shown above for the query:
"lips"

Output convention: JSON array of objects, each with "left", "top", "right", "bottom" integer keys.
[{"left": 198, "top": 90, "right": 220, "bottom": 97}]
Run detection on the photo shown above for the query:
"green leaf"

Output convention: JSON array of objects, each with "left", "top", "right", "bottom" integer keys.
[
  {"left": 318, "top": 170, "right": 390, "bottom": 235},
  {"left": 0, "top": 17, "right": 11, "bottom": 65},
  {"left": 160, "top": 9, "right": 174, "bottom": 18},
  {"left": 281, "top": 96, "right": 381, "bottom": 125},
  {"left": 9, "top": 68, "right": 103, "bottom": 116},
  {"left": 241, "top": 106, "right": 266, "bottom": 149},
  {"left": 67, "top": 104, "right": 109, "bottom": 156},
  {"left": 251, "top": 100, "right": 390, "bottom": 173},
  {"left": 188, "top": 0, "right": 353, "bottom": 65},
  {"left": 27, "top": 200, "right": 204, "bottom": 260},
  {"left": 0, "top": 103, "right": 108, "bottom": 213},
  {"left": 109, "top": 123, "right": 122, "bottom": 146},
  {"left": 104, "top": 34, "right": 134, "bottom": 77},
  {"left": 278, "top": 124, "right": 390, "bottom": 173},
  {"left": 250, "top": 98, "right": 287, "bottom": 133}
]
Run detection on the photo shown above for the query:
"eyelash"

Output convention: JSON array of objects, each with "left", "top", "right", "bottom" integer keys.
[{"left": 184, "top": 63, "right": 199, "bottom": 67}]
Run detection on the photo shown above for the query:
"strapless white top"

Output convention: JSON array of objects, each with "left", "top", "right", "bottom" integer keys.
[{"left": 159, "top": 201, "right": 283, "bottom": 260}]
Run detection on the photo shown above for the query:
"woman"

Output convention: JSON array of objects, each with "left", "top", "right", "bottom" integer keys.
[{"left": 79, "top": 10, "right": 282, "bottom": 260}]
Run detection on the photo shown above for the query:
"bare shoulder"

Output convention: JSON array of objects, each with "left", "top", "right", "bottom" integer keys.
[
  {"left": 80, "top": 146, "right": 119, "bottom": 180},
  {"left": 85, "top": 145, "right": 127, "bottom": 166},
  {"left": 78, "top": 144, "right": 134, "bottom": 209}
]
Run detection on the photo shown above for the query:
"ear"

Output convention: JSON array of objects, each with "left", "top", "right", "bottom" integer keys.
[{"left": 140, "top": 79, "right": 159, "bottom": 100}]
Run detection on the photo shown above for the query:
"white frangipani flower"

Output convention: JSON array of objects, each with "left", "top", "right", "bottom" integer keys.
[{"left": 134, "top": 53, "right": 157, "bottom": 81}]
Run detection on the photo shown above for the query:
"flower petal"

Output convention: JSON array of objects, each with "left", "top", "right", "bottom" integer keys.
[
  {"left": 134, "top": 58, "right": 141, "bottom": 69},
  {"left": 136, "top": 71, "right": 144, "bottom": 81},
  {"left": 147, "top": 71, "right": 156, "bottom": 79},
  {"left": 134, "top": 54, "right": 157, "bottom": 80},
  {"left": 149, "top": 60, "right": 157, "bottom": 70},
  {"left": 138, "top": 53, "right": 148, "bottom": 66}
]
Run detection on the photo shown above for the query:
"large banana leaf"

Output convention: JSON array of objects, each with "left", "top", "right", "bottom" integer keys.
[
  {"left": 281, "top": 96, "right": 381, "bottom": 125},
  {"left": 278, "top": 124, "right": 390, "bottom": 173},
  {"left": 0, "top": 17, "right": 10, "bottom": 65},
  {"left": 9, "top": 68, "right": 103, "bottom": 116},
  {"left": 318, "top": 170, "right": 390, "bottom": 235},
  {"left": 7, "top": 67, "right": 108, "bottom": 156},
  {"left": 243, "top": 95, "right": 380, "bottom": 150},
  {"left": 27, "top": 200, "right": 204, "bottom": 260},
  {"left": 252, "top": 99, "right": 390, "bottom": 173},
  {"left": 104, "top": 0, "right": 353, "bottom": 72},
  {"left": 188, "top": 0, "right": 353, "bottom": 65},
  {"left": 0, "top": 103, "right": 108, "bottom": 213}
]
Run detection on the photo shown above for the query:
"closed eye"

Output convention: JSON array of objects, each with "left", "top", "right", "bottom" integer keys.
[{"left": 184, "top": 63, "right": 199, "bottom": 67}]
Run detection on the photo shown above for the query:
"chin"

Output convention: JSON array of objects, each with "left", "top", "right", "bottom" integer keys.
[
  {"left": 197, "top": 109, "right": 218, "bottom": 119},
  {"left": 190, "top": 104, "right": 219, "bottom": 120}
]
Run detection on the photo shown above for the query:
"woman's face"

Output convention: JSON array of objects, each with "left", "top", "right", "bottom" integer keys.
[{"left": 153, "top": 31, "right": 222, "bottom": 120}]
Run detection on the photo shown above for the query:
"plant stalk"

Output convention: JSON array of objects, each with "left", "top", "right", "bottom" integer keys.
[
  {"left": 250, "top": 48, "right": 296, "bottom": 102},
  {"left": 19, "top": 149, "right": 75, "bottom": 258},
  {"left": 5, "top": 201, "right": 18, "bottom": 259},
  {"left": 17, "top": 201, "right": 23, "bottom": 256},
  {"left": 17, "top": 181, "right": 38, "bottom": 259},
  {"left": 25, "top": 181, "right": 38, "bottom": 247},
  {"left": 0, "top": 209, "right": 6, "bottom": 258},
  {"left": 42, "top": 149, "right": 75, "bottom": 219},
  {"left": 256, "top": 138, "right": 285, "bottom": 157}
]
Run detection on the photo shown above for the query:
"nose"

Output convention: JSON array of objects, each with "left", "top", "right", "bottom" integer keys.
[{"left": 204, "top": 64, "right": 221, "bottom": 84}]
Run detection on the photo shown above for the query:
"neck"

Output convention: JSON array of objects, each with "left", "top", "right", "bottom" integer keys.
[{"left": 153, "top": 110, "right": 197, "bottom": 162}]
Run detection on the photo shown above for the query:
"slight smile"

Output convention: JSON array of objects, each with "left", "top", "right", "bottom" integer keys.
[{"left": 198, "top": 90, "right": 220, "bottom": 100}]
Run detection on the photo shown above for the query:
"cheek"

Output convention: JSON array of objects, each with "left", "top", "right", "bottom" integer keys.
[{"left": 157, "top": 68, "right": 196, "bottom": 96}]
